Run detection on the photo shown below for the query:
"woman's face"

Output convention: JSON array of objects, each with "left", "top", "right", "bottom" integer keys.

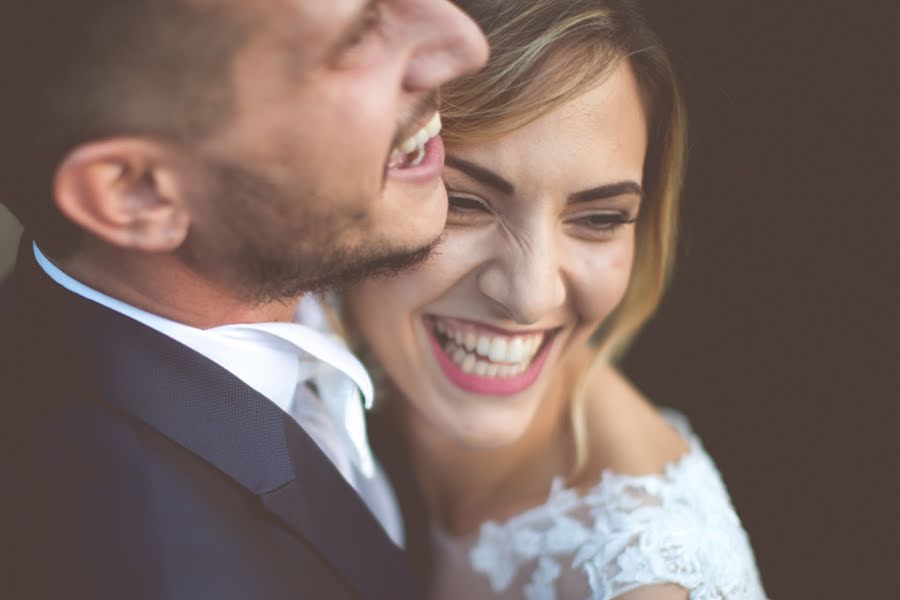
[{"left": 346, "top": 61, "right": 648, "bottom": 447}]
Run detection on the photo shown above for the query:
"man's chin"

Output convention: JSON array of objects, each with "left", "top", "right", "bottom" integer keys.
[
  {"left": 230, "top": 234, "right": 443, "bottom": 304},
  {"left": 377, "top": 158, "right": 449, "bottom": 251},
  {"left": 307, "top": 236, "right": 442, "bottom": 294}
]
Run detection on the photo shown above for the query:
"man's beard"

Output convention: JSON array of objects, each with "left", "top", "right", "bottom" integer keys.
[{"left": 180, "top": 159, "right": 440, "bottom": 304}]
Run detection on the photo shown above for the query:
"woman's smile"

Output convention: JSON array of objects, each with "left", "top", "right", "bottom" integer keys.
[{"left": 424, "top": 315, "right": 562, "bottom": 395}]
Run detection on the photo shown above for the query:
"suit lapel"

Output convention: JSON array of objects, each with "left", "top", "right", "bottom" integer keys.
[
  {"left": 261, "top": 418, "right": 422, "bottom": 600},
  {"left": 6, "top": 243, "right": 423, "bottom": 599}
]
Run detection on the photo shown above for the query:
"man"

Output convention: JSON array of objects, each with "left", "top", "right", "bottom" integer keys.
[{"left": 0, "top": 1, "right": 487, "bottom": 598}]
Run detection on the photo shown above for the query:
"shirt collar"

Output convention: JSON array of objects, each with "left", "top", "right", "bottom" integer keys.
[{"left": 32, "top": 243, "right": 374, "bottom": 412}]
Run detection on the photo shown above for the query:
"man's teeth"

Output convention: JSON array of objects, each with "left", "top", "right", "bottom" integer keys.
[
  {"left": 392, "top": 113, "right": 442, "bottom": 168},
  {"left": 434, "top": 318, "right": 545, "bottom": 379}
]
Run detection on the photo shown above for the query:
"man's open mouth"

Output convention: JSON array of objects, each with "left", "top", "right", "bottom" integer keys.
[{"left": 388, "top": 113, "right": 442, "bottom": 169}]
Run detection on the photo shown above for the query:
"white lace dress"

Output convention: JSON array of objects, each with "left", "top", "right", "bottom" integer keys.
[{"left": 431, "top": 411, "right": 767, "bottom": 600}]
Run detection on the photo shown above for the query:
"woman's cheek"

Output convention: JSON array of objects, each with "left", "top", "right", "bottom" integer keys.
[
  {"left": 416, "top": 230, "right": 493, "bottom": 288},
  {"left": 571, "top": 240, "right": 635, "bottom": 323}
]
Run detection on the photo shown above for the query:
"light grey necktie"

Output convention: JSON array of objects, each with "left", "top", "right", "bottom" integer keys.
[
  {"left": 290, "top": 380, "right": 354, "bottom": 485},
  {"left": 215, "top": 321, "right": 376, "bottom": 477},
  {"left": 214, "top": 313, "right": 404, "bottom": 546},
  {"left": 290, "top": 378, "right": 405, "bottom": 547}
]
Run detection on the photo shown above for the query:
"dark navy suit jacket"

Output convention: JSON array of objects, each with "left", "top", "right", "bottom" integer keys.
[{"left": 0, "top": 240, "right": 423, "bottom": 599}]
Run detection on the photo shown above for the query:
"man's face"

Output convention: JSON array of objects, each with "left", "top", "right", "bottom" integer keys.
[{"left": 184, "top": 0, "right": 488, "bottom": 300}]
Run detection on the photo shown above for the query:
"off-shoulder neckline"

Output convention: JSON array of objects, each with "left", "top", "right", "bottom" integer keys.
[
  {"left": 499, "top": 408, "right": 702, "bottom": 526},
  {"left": 435, "top": 408, "right": 707, "bottom": 543}
]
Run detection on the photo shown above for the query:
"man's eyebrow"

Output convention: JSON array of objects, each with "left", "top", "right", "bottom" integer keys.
[
  {"left": 445, "top": 156, "right": 515, "bottom": 195},
  {"left": 326, "top": 0, "right": 377, "bottom": 60},
  {"left": 568, "top": 181, "right": 643, "bottom": 204}
]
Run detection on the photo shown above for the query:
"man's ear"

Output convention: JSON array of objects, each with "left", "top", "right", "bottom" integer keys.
[{"left": 53, "top": 139, "right": 193, "bottom": 252}]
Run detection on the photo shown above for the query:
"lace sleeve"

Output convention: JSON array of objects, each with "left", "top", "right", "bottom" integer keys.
[
  {"left": 572, "top": 463, "right": 763, "bottom": 600},
  {"left": 468, "top": 419, "right": 767, "bottom": 600}
]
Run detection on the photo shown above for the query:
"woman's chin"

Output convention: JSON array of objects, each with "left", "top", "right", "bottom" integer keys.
[
  {"left": 438, "top": 410, "right": 536, "bottom": 450},
  {"left": 408, "top": 366, "right": 549, "bottom": 449}
]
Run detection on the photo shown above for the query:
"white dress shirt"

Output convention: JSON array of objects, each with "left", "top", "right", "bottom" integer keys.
[{"left": 33, "top": 243, "right": 404, "bottom": 547}]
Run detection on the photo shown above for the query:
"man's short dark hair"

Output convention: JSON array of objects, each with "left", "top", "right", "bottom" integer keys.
[{"left": 1, "top": 0, "right": 252, "bottom": 257}]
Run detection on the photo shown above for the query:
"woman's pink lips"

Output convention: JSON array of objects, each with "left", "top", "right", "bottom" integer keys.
[
  {"left": 386, "top": 134, "right": 445, "bottom": 186},
  {"left": 429, "top": 315, "right": 554, "bottom": 337},
  {"left": 426, "top": 324, "right": 556, "bottom": 396}
]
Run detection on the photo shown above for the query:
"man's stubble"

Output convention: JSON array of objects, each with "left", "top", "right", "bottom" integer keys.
[{"left": 178, "top": 158, "right": 441, "bottom": 305}]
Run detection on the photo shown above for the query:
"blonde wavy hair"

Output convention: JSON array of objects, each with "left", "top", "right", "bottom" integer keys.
[{"left": 442, "top": 0, "right": 688, "bottom": 478}]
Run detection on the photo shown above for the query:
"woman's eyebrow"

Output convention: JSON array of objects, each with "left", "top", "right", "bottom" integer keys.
[
  {"left": 568, "top": 181, "right": 643, "bottom": 204},
  {"left": 445, "top": 155, "right": 642, "bottom": 203},
  {"left": 445, "top": 155, "right": 514, "bottom": 195}
]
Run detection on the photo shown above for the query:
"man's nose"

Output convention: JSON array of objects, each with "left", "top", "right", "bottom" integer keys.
[
  {"left": 477, "top": 243, "right": 566, "bottom": 326},
  {"left": 402, "top": 1, "right": 489, "bottom": 92}
]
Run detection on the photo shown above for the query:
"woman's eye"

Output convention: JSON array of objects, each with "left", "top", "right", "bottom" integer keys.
[
  {"left": 445, "top": 191, "right": 492, "bottom": 226},
  {"left": 568, "top": 212, "right": 637, "bottom": 239},
  {"left": 448, "top": 193, "right": 489, "bottom": 213},
  {"left": 579, "top": 213, "right": 632, "bottom": 227}
]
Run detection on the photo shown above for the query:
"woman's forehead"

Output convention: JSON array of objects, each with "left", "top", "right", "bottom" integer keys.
[{"left": 446, "top": 62, "right": 648, "bottom": 196}]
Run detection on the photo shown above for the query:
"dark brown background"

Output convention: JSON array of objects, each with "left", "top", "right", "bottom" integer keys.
[
  {"left": 623, "top": 2, "right": 898, "bottom": 597},
  {"left": 2, "top": 1, "right": 897, "bottom": 597}
]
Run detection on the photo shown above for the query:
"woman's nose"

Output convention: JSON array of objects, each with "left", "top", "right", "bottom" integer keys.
[{"left": 477, "top": 244, "right": 566, "bottom": 325}]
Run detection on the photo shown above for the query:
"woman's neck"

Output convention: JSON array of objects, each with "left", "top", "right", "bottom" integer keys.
[{"left": 396, "top": 376, "right": 574, "bottom": 537}]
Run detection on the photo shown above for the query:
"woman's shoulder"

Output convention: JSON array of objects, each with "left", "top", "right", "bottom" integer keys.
[
  {"left": 466, "top": 367, "right": 768, "bottom": 599},
  {"left": 565, "top": 368, "right": 738, "bottom": 538},
  {"left": 469, "top": 433, "right": 768, "bottom": 599},
  {"left": 571, "top": 406, "right": 767, "bottom": 599},
  {"left": 576, "top": 405, "right": 739, "bottom": 537},
  {"left": 578, "top": 363, "right": 692, "bottom": 483}
]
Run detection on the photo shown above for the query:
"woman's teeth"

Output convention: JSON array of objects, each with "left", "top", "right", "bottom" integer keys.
[
  {"left": 434, "top": 318, "right": 545, "bottom": 379},
  {"left": 389, "top": 113, "right": 442, "bottom": 168}
]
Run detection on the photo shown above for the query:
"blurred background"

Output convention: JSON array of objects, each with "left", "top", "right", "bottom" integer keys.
[
  {"left": 1, "top": 1, "right": 896, "bottom": 597},
  {"left": 625, "top": 2, "right": 897, "bottom": 598}
]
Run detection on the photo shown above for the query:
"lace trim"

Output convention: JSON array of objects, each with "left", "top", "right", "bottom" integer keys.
[{"left": 468, "top": 411, "right": 767, "bottom": 599}]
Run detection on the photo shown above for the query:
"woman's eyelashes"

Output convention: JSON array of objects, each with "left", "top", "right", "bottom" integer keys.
[
  {"left": 566, "top": 211, "right": 637, "bottom": 240},
  {"left": 446, "top": 189, "right": 493, "bottom": 225},
  {"left": 448, "top": 192, "right": 489, "bottom": 212}
]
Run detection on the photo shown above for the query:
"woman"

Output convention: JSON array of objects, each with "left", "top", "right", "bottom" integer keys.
[{"left": 345, "top": 0, "right": 767, "bottom": 597}]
